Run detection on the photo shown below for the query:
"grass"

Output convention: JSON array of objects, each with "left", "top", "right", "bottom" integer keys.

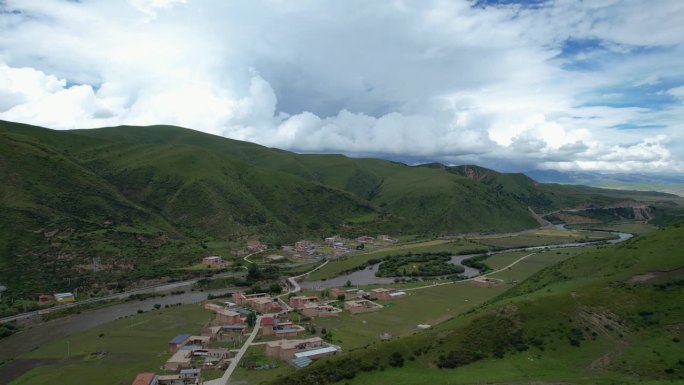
[
  {"left": 310, "top": 248, "right": 582, "bottom": 350},
  {"left": 10, "top": 304, "right": 214, "bottom": 385},
  {"left": 270, "top": 225, "right": 684, "bottom": 385},
  {"left": 471, "top": 228, "right": 614, "bottom": 249}
]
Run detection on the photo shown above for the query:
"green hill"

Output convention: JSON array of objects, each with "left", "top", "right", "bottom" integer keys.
[
  {"left": 273, "top": 225, "right": 684, "bottom": 385},
  {"left": 0, "top": 120, "right": 676, "bottom": 301}
]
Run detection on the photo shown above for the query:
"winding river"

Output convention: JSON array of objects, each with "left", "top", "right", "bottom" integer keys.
[{"left": 300, "top": 230, "right": 633, "bottom": 290}]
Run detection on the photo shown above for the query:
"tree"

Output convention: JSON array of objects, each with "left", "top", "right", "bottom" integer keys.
[
  {"left": 268, "top": 282, "right": 282, "bottom": 294},
  {"left": 389, "top": 352, "right": 404, "bottom": 368},
  {"left": 345, "top": 280, "right": 352, "bottom": 287},
  {"left": 247, "top": 263, "right": 261, "bottom": 281},
  {"left": 247, "top": 311, "right": 257, "bottom": 327},
  {"left": 320, "top": 289, "right": 330, "bottom": 299},
  {"left": 153, "top": 303, "right": 161, "bottom": 310},
  {"left": 337, "top": 294, "right": 346, "bottom": 301}
]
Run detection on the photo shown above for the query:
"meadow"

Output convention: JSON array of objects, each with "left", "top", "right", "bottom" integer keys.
[{"left": 10, "top": 304, "right": 214, "bottom": 385}]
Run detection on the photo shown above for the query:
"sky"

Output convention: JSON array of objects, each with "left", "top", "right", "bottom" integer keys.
[{"left": 1, "top": 0, "right": 683, "bottom": 173}]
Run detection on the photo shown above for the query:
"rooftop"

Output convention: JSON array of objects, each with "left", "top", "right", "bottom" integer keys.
[
  {"left": 169, "top": 334, "right": 190, "bottom": 345},
  {"left": 293, "top": 346, "right": 338, "bottom": 358},
  {"left": 217, "top": 309, "right": 240, "bottom": 317},
  {"left": 221, "top": 324, "right": 247, "bottom": 330},
  {"left": 131, "top": 372, "right": 156, "bottom": 385},
  {"left": 290, "top": 357, "right": 313, "bottom": 368},
  {"left": 266, "top": 337, "right": 323, "bottom": 350}
]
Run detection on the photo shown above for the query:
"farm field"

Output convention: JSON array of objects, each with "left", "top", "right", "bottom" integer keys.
[{"left": 10, "top": 304, "right": 214, "bottom": 385}]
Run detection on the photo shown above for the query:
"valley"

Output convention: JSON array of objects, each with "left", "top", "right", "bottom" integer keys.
[{"left": 1, "top": 122, "right": 682, "bottom": 385}]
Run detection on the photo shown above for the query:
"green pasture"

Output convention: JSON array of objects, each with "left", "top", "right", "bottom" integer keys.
[{"left": 11, "top": 304, "right": 213, "bottom": 385}]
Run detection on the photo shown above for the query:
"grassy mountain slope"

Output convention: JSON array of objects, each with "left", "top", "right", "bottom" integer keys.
[
  {"left": 1, "top": 120, "right": 673, "bottom": 301},
  {"left": 273, "top": 225, "right": 684, "bottom": 385}
]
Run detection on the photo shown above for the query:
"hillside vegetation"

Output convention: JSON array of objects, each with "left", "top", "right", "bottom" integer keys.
[
  {"left": 0, "top": 120, "right": 678, "bottom": 301},
  {"left": 271, "top": 225, "right": 684, "bottom": 385}
]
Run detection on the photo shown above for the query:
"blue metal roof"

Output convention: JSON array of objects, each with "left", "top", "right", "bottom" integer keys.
[
  {"left": 169, "top": 334, "right": 190, "bottom": 345},
  {"left": 290, "top": 357, "right": 312, "bottom": 368},
  {"left": 221, "top": 325, "right": 247, "bottom": 330}
]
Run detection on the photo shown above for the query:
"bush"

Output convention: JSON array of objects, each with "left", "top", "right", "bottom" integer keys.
[{"left": 389, "top": 352, "right": 404, "bottom": 368}]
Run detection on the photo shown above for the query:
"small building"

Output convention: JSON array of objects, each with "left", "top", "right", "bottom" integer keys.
[
  {"left": 301, "top": 303, "right": 342, "bottom": 318},
  {"left": 289, "top": 295, "right": 319, "bottom": 310},
  {"left": 131, "top": 373, "right": 158, "bottom": 385},
  {"left": 223, "top": 300, "right": 237, "bottom": 308},
  {"left": 201, "top": 326, "right": 221, "bottom": 341},
  {"left": 261, "top": 316, "right": 276, "bottom": 335},
  {"left": 265, "top": 337, "right": 327, "bottom": 360},
  {"left": 168, "top": 334, "right": 190, "bottom": 352},
  {"left": 377, "top": 235, "right": 394, "bottom": 242},
  {"left": 355, "top": 235, "right": 375, "bottom": 244},
  {"left": 329, "top": 288, "right": 346, "bottom": 299},
  {"left": 370, "top": 288, "right": 405, "bottom": 301},
  {"left": 37, "top": 294, "right": 50, "bottom": 304},
  {"left": 156, "top": 375, "right": 183, "bottom": 385},
  {"left": 247, "top": 241, "right": 267, "bottom": 252},
  {"left": 294, "top": 345, "right": 339, "bottom": 360},
  {"left": 180, "top": 369, "right": 200, "bottom": 383},
  {"left": 294, "top": 240, "right": 313, "bottom": 253},
  {"left": 261, "top": 316, "right": 305, "bottom": 337},
  {"left": 249, "top": 296, "right": 279, "bottom": 313},
  {"left": 324, "top": 235, "right": 341, "bottom": 245},
  {"left": 219, "top": 324, "right": 248, "bottom": 343},
  {"left": 216, "top": 308, "right": 242, "bottom": 325},
  {"left": 344, "top": 299, "right": 383, "bottom": 314},
  {"left": 187, "top": 336, "right": 210, "bottom": 348},
  {"left": 164, "top": 349, "right": 191, "bottom": 371},
  {"left": 232, "top": 291, "right": 269, "bottom": 306},
  {"left": 53, "top": 292, "right": 75, "bottom": 303},
  {"left": 201, "top": 256, "right": 224, "bottom": 267},
  {"left": 265, "top": 255, "right": 285, "bottom": 262}
]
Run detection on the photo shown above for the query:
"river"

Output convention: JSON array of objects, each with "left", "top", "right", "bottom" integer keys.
[{"left": 300, "top": 231, "right": 633, "bottom": 290}]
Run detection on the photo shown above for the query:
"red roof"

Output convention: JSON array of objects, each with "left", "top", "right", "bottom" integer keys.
[
  {"left": 261, "top": 316, "right": 275, "bottom": 326},
  {"left": 131, "top": 373, "right": 156, "bottom": 385}
]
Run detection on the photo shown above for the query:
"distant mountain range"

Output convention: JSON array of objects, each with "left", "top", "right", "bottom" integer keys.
[
  {"left": 525, "top": 169, "right": 684, "bottom": 196},
  {"left": 0, "top": 120, "right": 678, "bottom": 299}
]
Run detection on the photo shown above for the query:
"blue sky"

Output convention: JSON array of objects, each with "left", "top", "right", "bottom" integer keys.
[{"left": 0, "top": 0, "right": 683, "bottom": 173}]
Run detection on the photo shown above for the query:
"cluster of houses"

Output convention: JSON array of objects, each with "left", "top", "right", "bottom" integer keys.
[
  {"left": 292, "top": 234, "right": 395, "bottom": 258},
  {"left": 201, "top": 256, "right": 226, "bottom": 268}
]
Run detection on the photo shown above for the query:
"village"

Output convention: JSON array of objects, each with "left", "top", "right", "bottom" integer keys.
[
  {"left": 130, "top": 286, "right": 406, "bottom": 385},
  {"left": 129, "top": 235, "right": 405, "bottom": 385}
]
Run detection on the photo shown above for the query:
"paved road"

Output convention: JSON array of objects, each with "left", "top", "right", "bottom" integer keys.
[
  {"left": 204, "top": 315, "right": 263, "bottom": 385},
  {"left": 0, "top": 272, "right": 243, "bottom": 324}
]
